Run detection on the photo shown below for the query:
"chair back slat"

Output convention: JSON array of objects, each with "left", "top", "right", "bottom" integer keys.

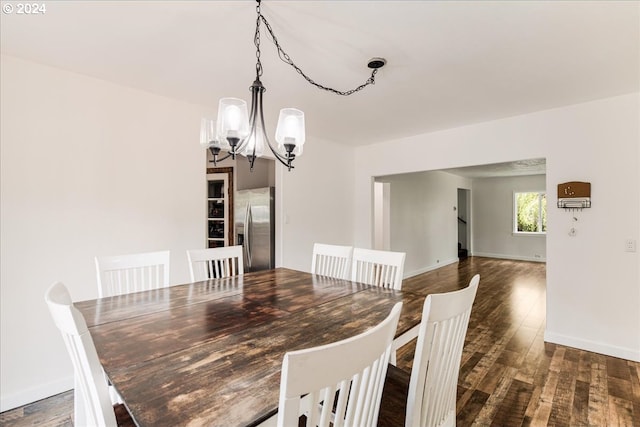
[
  {"left": 407, "top": 274, "right": 480, "bottom": 427},
  {"left": 311, "top": 243, "right": 353, "bottom": 280},
  {"left": 45, "top": 282, "right": 117, "bottom": 427},
  {"left": 351, "top": 248, "right": 406, "bottom": 290},
  {"left": 187, "top": 246, "right": 244, "bottom": 282},
  {"left": 276, "top": 303, "right": 402, "bottom": 427},
  {"left": 95, "top": 250, "right": 170, "bottom": 298}
]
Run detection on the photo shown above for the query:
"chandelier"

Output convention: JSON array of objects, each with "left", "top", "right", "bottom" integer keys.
[{"left": 200, "top": 0, "right": 386, "bottom": 171}]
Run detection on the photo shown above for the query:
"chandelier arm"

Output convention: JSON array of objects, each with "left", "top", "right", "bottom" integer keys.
[
  {"left": 257, "top": 86, "right": 295, "bottom": 170},
  {"left": 265, "top": 137, "right": 293, "bottom": 170},
  {"left": 208, "top": 149, "right": 233, "bottom": 165},
  {"left": 232, "top": 79, "right": 260, "bottom": 158},
  {"left": 246, "top": 87, "right": 260, "bottom": 170},
  {"left": 257, "top": 14, "right": 379, "bottom": 96}
]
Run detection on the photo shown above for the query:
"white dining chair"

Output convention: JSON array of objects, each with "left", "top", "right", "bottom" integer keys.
[
  {"left": 351, "top": 248, "right": 406, "bottom": 290},
  {"left": 271, "top": 302, "right": 403, "bottom": 427},
  {"left": 45, "top": 282, "right": 134, "bottom": 427},
  {"left": 310, "top": 243, "right": 353, "bottom": 280},
  {"left": 187, "top": 245, "right": 244, "bottom": 282},
  {"left": 95, "top": 250, "right": 170, "bottom": 298},
  {"left": 379, "top": 274, "right": 480, "bottom": 427}
]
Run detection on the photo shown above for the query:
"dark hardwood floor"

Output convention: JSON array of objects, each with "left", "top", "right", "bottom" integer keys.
[
  {"left": 395, "top": 257, "right": 640, "bottom": 426},
  {"left": 2, "top": 257, "right": 639, "bottom": 426}
]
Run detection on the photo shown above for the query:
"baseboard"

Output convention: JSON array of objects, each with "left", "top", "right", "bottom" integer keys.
[
  {"left": 0, "top": 375, "right": 73, "bottom": 412},
  {"left": 544, "top": 330, "right": 640, "bottom": 362},
  {"left": 404, "top": 257, "right": 458, "bottom": 278},
  {"left": 472, "top": 252, "right": 546, "bottom": 263}
]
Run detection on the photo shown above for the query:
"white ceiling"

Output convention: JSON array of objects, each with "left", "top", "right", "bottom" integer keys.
[
  {"left": 443, "top": 158, "right": 546, "bottom": 179},
  {"left": 1, "top": 1, "right": 638, "bottom": 150}
]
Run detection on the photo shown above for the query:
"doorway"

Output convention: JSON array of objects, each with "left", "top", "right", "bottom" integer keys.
[{"left": 457, "top": 188, "right": 470, "bottom": 259}]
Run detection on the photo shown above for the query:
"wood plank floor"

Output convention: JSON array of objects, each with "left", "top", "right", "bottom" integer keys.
[
  {"left": 395, "top": 257, "right": 640, "bottom": 426},
  {"left": 2, "top": 257, "right": 639, "bottom": 426}
]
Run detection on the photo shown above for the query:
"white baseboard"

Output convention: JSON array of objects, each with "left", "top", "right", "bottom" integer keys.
[
  {"left": 544, "top": 330, "right": 640, "bottom": 362},
  {"left": 472, "top": 252, "right": 546, "bottom": 263},
  {"left": 0, "top": 375, "right": 73, "bottom": 412},
  {"left": 404, "top": 257, "right": 459, "bottom": 278}
]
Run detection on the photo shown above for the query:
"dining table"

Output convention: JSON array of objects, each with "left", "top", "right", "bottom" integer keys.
[{"left": 75, "top": 267, "right": 425, "bottom": 427}]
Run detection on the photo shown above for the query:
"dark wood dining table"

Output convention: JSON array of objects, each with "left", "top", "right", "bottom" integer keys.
[{"left": 75, "top": 267, "right": 425, "bottom": 427}]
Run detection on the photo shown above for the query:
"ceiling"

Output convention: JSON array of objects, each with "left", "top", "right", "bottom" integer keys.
[
  {"left": 1, "top": 1, "right": 638, "bottom": 150},
  {"left": 377, "top": 158, "right": 546, "bottom": 181},
  {"left": 443, "top": 158, "right": 546, "bottom": 179}
]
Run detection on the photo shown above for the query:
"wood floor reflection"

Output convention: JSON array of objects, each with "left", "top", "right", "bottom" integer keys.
[{"left": 2, "top": 257, "right": 639, "bottom": 426}]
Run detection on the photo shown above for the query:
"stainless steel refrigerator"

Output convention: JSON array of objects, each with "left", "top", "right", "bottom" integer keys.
[{"left": 234, "top": 187, "right": 275, "bottom": 272}]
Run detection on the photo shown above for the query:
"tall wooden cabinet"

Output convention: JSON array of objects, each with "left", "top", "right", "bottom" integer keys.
[{"left": 206, "top": 169, "right": 234, "bottom": 248}]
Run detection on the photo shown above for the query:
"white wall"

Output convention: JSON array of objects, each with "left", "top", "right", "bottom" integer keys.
[
  {"left": 353, "top": 93, "right": 640, "bottom": 362},
  {"left": 0, "top": 54, "right": 216, "bottom": 409},
  {"left": 0, "top": 55, "right": 356, "bottom": 409},
  {"left": 0, "top": 55, "right": 208, "bottom": 409},
  {"left": 373, "top": 182, "right": 390, "bottom": 250},
  {"left": 277, "top": 136, "right": 355, "bottom": 273},
  {"left": 236, "top": 157, "right": 274, "bottom": 190},
  {"left": 473, "top": 174, "right": 546, "bottom": 261},
  {"left": 376, "top": 171, "right": 472, "bottom": 276}
]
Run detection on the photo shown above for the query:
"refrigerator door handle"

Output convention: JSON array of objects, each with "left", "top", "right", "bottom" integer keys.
[{"left": 245, "top": 202, "right": 252, "bottom": 269}]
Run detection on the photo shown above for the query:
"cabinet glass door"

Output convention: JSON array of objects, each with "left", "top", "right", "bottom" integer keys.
[{"left": 206, "top": 173, "right": 229, "bottom": 248}]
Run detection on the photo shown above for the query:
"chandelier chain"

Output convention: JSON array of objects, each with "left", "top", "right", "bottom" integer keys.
[
  {"left": 255, "top": 3, "right": 378, "bottom": 96},
  {"left": 255, "top": 2, "right": 263, "bottom": 78}
]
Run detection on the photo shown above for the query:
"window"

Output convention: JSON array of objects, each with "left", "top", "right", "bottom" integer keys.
[{"left": 514, "top": 192, "right": 546, "bottom": 233}]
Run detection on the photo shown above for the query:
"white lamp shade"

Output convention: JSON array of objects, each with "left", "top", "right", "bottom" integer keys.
[
  {"left": 200, "top": 118, "right": 227, "bottom": 149},
  {"left": 217, "top": 98, "right": 249, "bottom": 141},
  {"left": 200, "top": 118, "right": 213, "bottom": 148},
  {"left": 275, "top": 108, "right": 305, "bottom": 156}
]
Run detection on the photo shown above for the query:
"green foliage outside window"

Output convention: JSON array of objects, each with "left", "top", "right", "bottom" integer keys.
[{"left": 516, "top": 192, "right": 546, "bottom": 233}]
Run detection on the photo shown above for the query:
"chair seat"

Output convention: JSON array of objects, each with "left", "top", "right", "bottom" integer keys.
[
  {"left": 114, "top": 403, "right": 136, "bottom": 427},
  {"left": 378, "top": 364, "right": 410, "bottom": 427}
]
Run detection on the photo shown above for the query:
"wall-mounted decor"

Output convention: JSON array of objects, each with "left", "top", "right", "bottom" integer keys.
[{"left": 557, "top": 181, "right": 591, "bottom": 209}]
